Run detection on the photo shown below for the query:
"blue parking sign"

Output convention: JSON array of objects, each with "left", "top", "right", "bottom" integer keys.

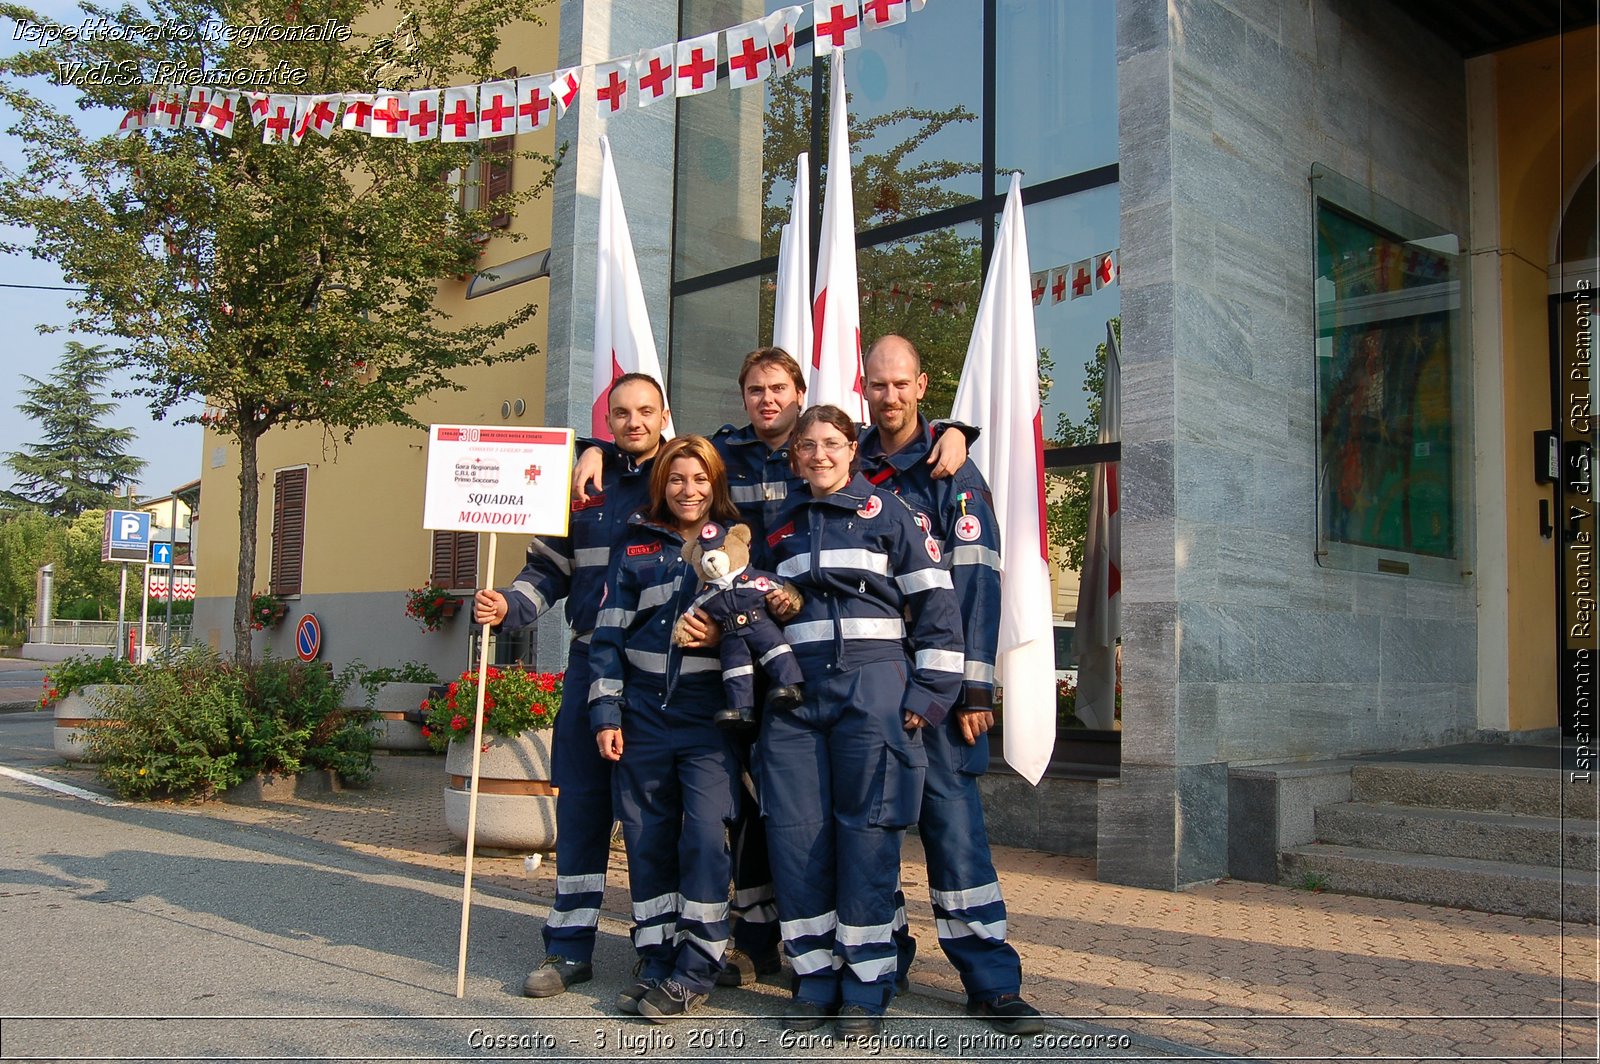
[{"left": 103, "top": 510, "right": 152, "bottom": 563}]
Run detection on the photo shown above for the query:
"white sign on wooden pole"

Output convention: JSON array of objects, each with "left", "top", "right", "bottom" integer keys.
[{"left": 423, "top": 424, "right": 574, "bottom": 998}]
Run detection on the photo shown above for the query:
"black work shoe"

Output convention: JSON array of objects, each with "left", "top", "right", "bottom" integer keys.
[
  {"left": 637, "top": 978, "right": 708, "bottom": 1022},
  {"left": 835, "top": 1004, "right": 884, "bottom": 1038},
  {"left": 714, "top": 947, "right": 783, "bottom": 987},
  {"left": 967, "top": 993, "right": 1045, "bottom": 1035},
  {"left": 765, "top": 684, "right": 803, "bottom": 712},
  {"left": 522, "top": 955, "right": 593, "bottom": 998},
  {"left": 782, "top": 999, "right": 833, "bottom": 1032},
  {"left": 617, "top": 977, "right": 660, "bottom": 1014}
]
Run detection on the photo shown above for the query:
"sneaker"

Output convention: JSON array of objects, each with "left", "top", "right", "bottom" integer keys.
[
  {"left": 617, "top": 977, "right": 660, "bottom": 1014},
  {"left": 715, "top": 947, "right": 783, "bottom": 987},
  {"left": 835, "top": 1004, "right": 884, "bottom": 1038},
  {"left": 521, "top": 955, "right": 593, "bottom": 998},
  {"left": 636, "top": 978, "right": 708, "bottom": 1023},
  {"left": 782, "top": 999, "right": 833, "bottom": 1032},
  {"left": 967, "top": 993, "right": 1045, "bottom": 1035}
]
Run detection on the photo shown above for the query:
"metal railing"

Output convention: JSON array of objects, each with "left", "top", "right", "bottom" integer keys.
[{"left": 28, "top": 618, "right": 194, "bottom": 650}]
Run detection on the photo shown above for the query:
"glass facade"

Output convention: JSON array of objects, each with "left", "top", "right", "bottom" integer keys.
[{"left": 668, "top": 1, "right": 1121, "bottom": 437}]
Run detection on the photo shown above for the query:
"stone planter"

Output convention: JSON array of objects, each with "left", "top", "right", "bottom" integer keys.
[
  {"left": 222, "top": 770, "right": 342, "bottom": 803},
  {"left": 443, "top": 729, "right": 557, "bottom": 855},
  {"left": 360, "top": 682, "right": 437, "bottom": 752},
  {"left": 53, "top": 684, "right": 133, "bottom": 762}
]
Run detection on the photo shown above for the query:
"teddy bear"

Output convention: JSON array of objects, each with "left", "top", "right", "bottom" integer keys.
[{"left": 673, "top": 520, "right": 805, "bottom": 730}]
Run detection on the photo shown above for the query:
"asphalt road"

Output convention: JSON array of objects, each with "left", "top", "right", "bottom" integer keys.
[{"left": 0, "top": 714, "right": 1184, "bottom": 1063}]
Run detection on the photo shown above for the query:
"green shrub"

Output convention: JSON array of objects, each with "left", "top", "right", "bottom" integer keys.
[
  {"left": 39, "top": 653, "right": 138, "bottom": 708},
  {"left": 85, "top": 648, "right": 374, "bottom": 800},
  {"left": 354, "top": 661, "right": 443, "bottom": 696}
]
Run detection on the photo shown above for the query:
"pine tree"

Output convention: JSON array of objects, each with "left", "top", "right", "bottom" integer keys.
[{"left": 3, "top": 343, "right": 146, "bottom": 517}]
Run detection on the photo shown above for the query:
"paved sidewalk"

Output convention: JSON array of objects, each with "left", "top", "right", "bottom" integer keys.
[{"left": 15, "top": 734, "right": 1600, "bottom": 1060}]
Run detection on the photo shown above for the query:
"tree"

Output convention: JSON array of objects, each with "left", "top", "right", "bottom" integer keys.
[
  {"left": 48, "top": 508, "right": 123, "bottom": 620},
  {"left": 1046, "top": 316, "right": 1119, "bottom": 571},
  {"left": 3, "top": 342, "right": 146, "bottom": 516},
  {"left": 0, "top": 0, "right": 559, "bottom": 661},
  {"left": 0, "top": 509, "right": 56, "bottom": 632}
]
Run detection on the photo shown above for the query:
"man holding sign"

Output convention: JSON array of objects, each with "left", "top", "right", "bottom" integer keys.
[{"left": 474, "top": 373, "right": 670, "bottom": 998}]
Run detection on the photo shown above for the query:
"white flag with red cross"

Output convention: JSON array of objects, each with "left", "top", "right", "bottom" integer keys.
[
  {"left": 439, "top": 86, "right": 478, "bottom": 142},
  {"left": 725, "top": 18, "right": 772, "bottom": 88},
  {"left": 1073, "top": 320, "right": 1122, "bottom": 730},
  {"left": 370, "top": 91, "right": 408, "bottom": 138},
  {"left": 635, "top": 45, "right": 676, "bottom": 107},
  {"left": 593, "top": 135, "right": 676, "bottom": 442},
  {"left": 477, "top": 80, "right": 516, "bottom": 137},
  {"left": 341, "top": 93, "right": 374, "bottom": 133},
  {"left": 197, "top": 91, "right": 239, "bottom": 138},
  {"left": 245, "top": 91, "right": 270, "bottom": 126},
  {"left": 813, "top": 0, "right": 863, "bottom": 54},
  {"left": 773, "top": 152, "right": 812, "bottom": 364},
  {"left": 147, "top": 88, "right": 182, "bottom": 128},
  {"left": 861, "top": 0, "right": 909, "bottom": 29},
  {"left": 1068, "top": 258, "right": 1093, "bottom": 299},
  {"left": 552, "top": 67, "right": 583, "bottom": 117},
  {"left": 261, "top": 94, "right": 297, "bottom": 145},
  {"left": 183, "top": 87, "right": 212, "bottom": 128},
  {"left": 514, "top": 75, "right": 553, "bottom": 132},
  {"left": 676, "top": 33, "right": 719, "bottom": 97},
  {"left": 289, "top": 95, "right": 311, "bottom": 145},
  {"left": 405, "top": 90, "right": 441, "bottom": 141},
  {"left": 117, "top": 107, "right": 146, "bottom": 135},
  {"left": 1094, "top": 249, "right": 1119, "bottom": 290},
  {"left": 951, "top": 172, "right": 1055, "bottom": 786},
  {"left": 1029, "top": 270, "right": 1048, "bottom": 306},
  {"left": 765, "top": 6, "right": 805, "bottom": 76},
  {"left": 299, "top": 95, "right": 341, "bottom": 140},
  {"left": 1050, "top": 266, "right": 1068, "bottom": 304},
  {"left": 808, "top": 55, "right": 865, "bottom": 421},
  {"left": 594, "top": 60, "right": 631, "bottom": 114}
]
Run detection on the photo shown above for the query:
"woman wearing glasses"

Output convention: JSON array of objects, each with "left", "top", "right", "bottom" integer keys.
[{"left": 758, "top": 404, "right": 966, "bottom": 1037}]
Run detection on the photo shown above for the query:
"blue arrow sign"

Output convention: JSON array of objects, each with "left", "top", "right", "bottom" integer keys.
[{"left": 150, "top": 542, "right": 173, "bottom": 566}]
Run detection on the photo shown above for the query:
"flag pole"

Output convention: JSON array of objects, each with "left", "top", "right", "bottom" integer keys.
[{"left": 455, "top": 529, "right": 499, "bottom": 998}]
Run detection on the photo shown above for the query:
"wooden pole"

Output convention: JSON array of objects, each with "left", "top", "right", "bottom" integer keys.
[{"left": 455, "top": 531, "right": 498, "bottom": 998}]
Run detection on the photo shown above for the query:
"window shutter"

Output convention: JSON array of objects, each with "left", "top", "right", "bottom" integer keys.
[
  {"left": 431, "top": 530, "right": 479, "bottom": 590},
  {"left": 484, "top": 137, "right": 513, "bottom": 230},
  {"left": 270, "top": 468, "right": 306, "bottom": 596}
]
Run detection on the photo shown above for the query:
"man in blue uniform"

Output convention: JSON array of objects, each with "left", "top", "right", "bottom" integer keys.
[
  {"left": 858, "top": 336, "right": 1045, "bottom": 1035},
  {"left": 473, "top": 373, "right": 670, "bottom": 998}
]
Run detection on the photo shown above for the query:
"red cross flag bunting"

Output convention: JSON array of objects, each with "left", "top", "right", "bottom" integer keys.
[
  {"left": 1069, "top": 258, "right": 1093, "bottom": 299},
  {"left": 406, "top": 90, "right": 441, "bottom": 142},
  {"left": 594, "top": 60, "right": 631, "bottom": 114},
  {"left": 1050, "top": 267, "right": 1068, "bottom": 304},
  {"left": 341, "top": 93, "right": 374, "bottom": 133},
  {"left": 371, "top": 91, "right": 408, "bottom": 138},
  {"left": 1030, "top": 270, "right": 1048, "bottom": 306},
  {"left": 635, "top": 44, "right": 676, "bottom": 107},
  {"left": 290, "top": 94, "right": 312, "bottom": 145},
  {"left": 116, "top": 106, "right": 145, "bottom": 135},
  {"left": 1094, "top": 249, "right": 1119, "bottom": 290},
  {"left": 477, "top": 79, "right": 515, "bottom": 137},
  {"left": 862, "top": 0, "right": 907, "bottom": 30},
  {"left": 514, "top": 75, "right": 553, "bottom": 132},
  {"left": 813, "top": 0, "right": 862, "bottom": 54},
  {"left": 725, "top": 17, "right": 772, "bottom": 88},
  {"left": 197, "top": 90, "right": 237, "bottom": 138},
  {"left": 261, "top": 94, "right": 296, "bottom": 145},
  {"left": 765, "top": 6, "right": 805, "bottom": 77},
  {"left": 147, "top": 89, "right": 180, "bottom": 128},
  {"left": 184, "top": 86, "right": 212, "bottom": 128},
  {"left": 300, "top": 95, "right": 341, "bottom": 140},
  {"left": 246, "top": 92, "right": 270, "bottom": 126},
  {"left": 676, "top": 32, "right": 719, "bottom": 97},
  {"left": 440, "top": 86, "right": 479, "bottom": 142},
  {"left": 552, "top": 66, "right": 583, "bottom": 117}
]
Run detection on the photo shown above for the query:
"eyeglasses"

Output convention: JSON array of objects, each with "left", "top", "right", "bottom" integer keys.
[{"left": 793, "top": 439, "right": 853, "bottom": 456}]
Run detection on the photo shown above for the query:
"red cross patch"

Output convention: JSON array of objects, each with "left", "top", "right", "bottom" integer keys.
[
  {"left": 924, "top": 535, "right": 942, "bottom": 563},
  {"left": 857, "top": 496, "right": 882, "bottom": 519},
  {"left": 700, "top": 523, "right": 720, "bottom": 541},
  {"left": 955, "top": 515, "right": 982, "bottom": 542},
  {"left": 753, "top": 577, "right": 771, "bottom": 592}
]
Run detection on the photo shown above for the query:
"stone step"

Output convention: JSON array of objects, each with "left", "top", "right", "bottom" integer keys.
[
  {"left": 1282, "top": 844, "right": 1597, "bottom": 923},
  {"left": 1316, "top": 802, "right": 1597, "bottom": 868},
  {"left": 1351, "top": 762, "right": 1599, "bottom": 819}
]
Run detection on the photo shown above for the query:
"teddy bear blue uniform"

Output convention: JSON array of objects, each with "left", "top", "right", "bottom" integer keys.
[{"left": 677, "top": 521, "right": 804, "bottom": 729}]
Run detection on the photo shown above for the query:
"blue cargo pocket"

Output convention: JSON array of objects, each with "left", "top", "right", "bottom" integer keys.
[{"left": 868, "top": 735, "right": 927, "bottom": 829}]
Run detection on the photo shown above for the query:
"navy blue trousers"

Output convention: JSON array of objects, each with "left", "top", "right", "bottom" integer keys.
[{"left": 541, "top": 640, "right": 612, "bottom": 964}]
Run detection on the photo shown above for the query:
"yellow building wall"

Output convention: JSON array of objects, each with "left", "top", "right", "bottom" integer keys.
[
  {"left": 194, "top": 15, "right": 560, "bottom": 635},
  {"left": 1493, "top": 27, "right": 1598, "bottom": 730}
]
